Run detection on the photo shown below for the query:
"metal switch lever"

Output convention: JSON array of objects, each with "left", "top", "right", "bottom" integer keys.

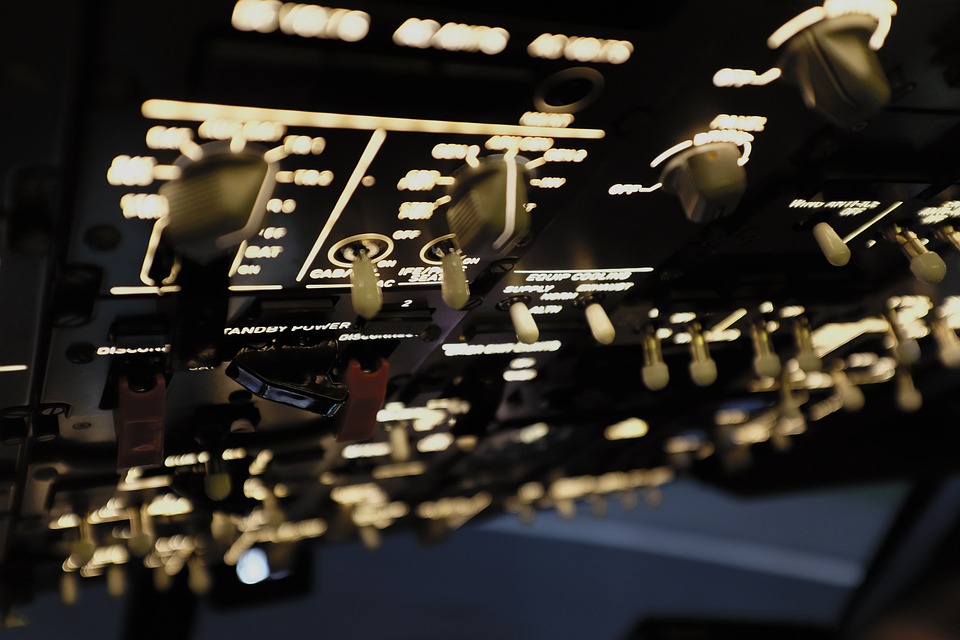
[
  {"left": 886, "top": 225, "right": 946, "bottom": 284},
  {"left": 750, "top": 322, "right": 781, "bottom": 378},
  {"left": 687, "top": 323, "right": 717, "bottom": 387},
  {"left": 226, "top": 342, "right": 348, "bottom": 415},
  {"left": 641, "top": 327, "right": 669, "bottom": 391}
]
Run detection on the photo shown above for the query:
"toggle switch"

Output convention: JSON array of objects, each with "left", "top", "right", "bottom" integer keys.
[
  {"left": 931, "top": 317, "right": 960, "bottom": 368},
  {"left": 187, "top": 556, "right": 212, "bottom": 596},
  {"left": 687, "top": 323, "right": 717, "bottom": 387},
  {"left": 127, "top": 505, "right": 154, "bottom": 557},
  {"left": 349, "top": 250, "right": 383, "bottom": 320},
  {"left": 794, "top": 317, "right": 823, "bottom": 373},
  {"left": 107, "top": 564, "right": 125, "bottom": 599},
  {"left": 886, "top": 225, "right": 946, "bottom": 284},
  {"left": 498, "top": 297, "right": 539, "bottom": 345},
  {"left": 204, "top": 455, "right": 232, "bottom": 502},
  {"left": 641, "top": 326, "right": 669, "bottom": 391},
  {"left": 935, "top": 225, "right": 960, "bottom": 252},
  {"left": 446, "top": 154, "right": 531, "bottom": 259},
  {"left": 153, "top": 567, "right": 173, "bottom": 593},
  {"left": 886, "top": 308, "right": 921, "bottom": 365},
  {"left": 210, "top": 512, "right": 236, "bottom": 546},
  {"left": 389, "top": 423, "right": 410, "bottom": 463},
  {"left": 750, "top": 322, "right": 782, "bottom": 378},
  {"left": 778, "top": 14, "right": 892, "bottom": 128},
  {"left": 659, "top": 142, "right": 746, "bottom": 223},
  {"left": 60, "top": 572, "right": 78, "bottom": 606},
  {"left": 831, "top": 368, "right": 865, "bottom": 412},
  {"left": 72, "top": 518, "right": 96, "bottom": 567},
  {"left": 440, "top": 249, "right": 470, "bottom": 310},
  {"left": 813, "top": 222, "right": 851, "bottom": 266},
  {"left": 895, "top": 368, "right": 922, "bottom": 413},
  {"left": 575, "top": 295, "right": 615, "bottom": 345}
]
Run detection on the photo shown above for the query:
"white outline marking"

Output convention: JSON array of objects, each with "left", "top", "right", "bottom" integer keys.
[
  {"left": 296, "top": 129, "right": 387, "bottom": 282},
  {"left": 142, "top": 99, "right": 606, "bottom": 140},
  {"left": 0, "top": 365, "right": 28, "bottom": 373},
  {"left": 842, "top": 202, "right": 902, "bottom": 243}
]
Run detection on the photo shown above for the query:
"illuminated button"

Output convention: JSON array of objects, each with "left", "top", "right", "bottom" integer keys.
[{"left": 813, "top": 222, "right": 851, "bottom": 266}]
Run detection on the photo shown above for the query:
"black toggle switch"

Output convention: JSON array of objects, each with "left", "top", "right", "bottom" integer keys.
[
  {"left": 225, "top": 341, "right": 348, "bottom": 415},
  {"left": 659, "top": 142, "right": 746, "bottom": 223},
  {"left": 779, "top": 14, "right": 891, "bottom": 129}
]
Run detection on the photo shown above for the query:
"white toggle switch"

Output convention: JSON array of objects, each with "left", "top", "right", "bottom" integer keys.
[
  {"left": 107, "top": 564, "right": 126, "bottom": 598},
  {"left": 358, "top": 525, "right": 382, "bottom": 550},
  {"left": 888, "top": 225, "right": 947, "bottom": 283},
  {"left": 641, "top": 328, "right": 669, "bottom": 390},
  {"left": 687, "top": 324, "right": 717, "bottom": 387},
  {"left": 584, "top": 303, "right": 616, "bottom": 345},
  {"left": 507, "top": 300, "right": 539, "bottom": 344},
  {"left": 887, "top": 310, "right": 921, "bottom": 366},
  {"left": 910, "top": 251, "right": 947, "bottom": 284},
  {"left": 204, "top": 469, "right": 232, "bottom": 502},
  {"left": 210, "top": 512, "right": 236, "bottom": 546},
  {"left": 350, "top": 251, "right": 383, "bottom": 320},
  {"left": 831, "top": 369, "right": 864, "bottom": 412},
  {"left": 895, "top": 370, "right": 922, "bottom": 412},
  {"left": 73, "top": 519, "right": 96, "bottom": 566},
  {"left": 440, "top": 250, "right": 470, "bottom": 310},
  {"left": 389, "top": 424, "right": 410, "bottom": 463},
  {"left": 60, "top": 573, "right": 78, "bottom": 606},
  {"left": 750, "top": 323, "right": 781, "bottom": 378},
  {"left": 813, "top": 222, "right": 851, "bottom": 266},
  {"left": 895, "top": 339, "right": 921, "bottom": 366},
  {"left": 932, "top": 318, "right": 960, "bottom": 368},
  {"left": 127, "top": 506, "right": 154, "bottom": 557},
  {"left": 153, "top": 567, "right": 173, "bottom": 593},
  {"left": 794, "top": 317, "right": 823, "bottom": 373},
  {"left": 188, "top": 556, "right": 212, "bottom": 596}
]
